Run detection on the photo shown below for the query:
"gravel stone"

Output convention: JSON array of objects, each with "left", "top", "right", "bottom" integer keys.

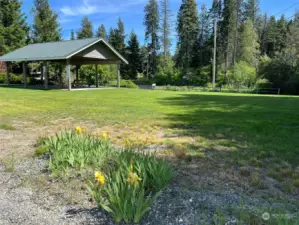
[{"left": 0, "top": 158, "right": 297, "bottom": 225}]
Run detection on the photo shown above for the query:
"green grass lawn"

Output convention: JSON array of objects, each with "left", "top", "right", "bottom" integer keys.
[
  {"left": 1, "top": 87, "right": 299, "bottom": 207},
  {"left": 1, "top": 87, "right": 298, "bottom": 161}
]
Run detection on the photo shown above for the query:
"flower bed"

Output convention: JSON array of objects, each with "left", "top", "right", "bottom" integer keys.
[{"left": 39, "top": 127, "right": 175, "bottom": 223}]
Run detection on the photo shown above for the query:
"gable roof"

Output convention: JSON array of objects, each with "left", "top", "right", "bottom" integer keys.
[{"left": 0, "top": 38, "right": 128, "bottom": 64}]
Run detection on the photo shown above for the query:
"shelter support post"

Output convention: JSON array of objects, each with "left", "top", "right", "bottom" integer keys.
[
  {"left": 23, "top": 62, "right": 27, "bottom": 88},
  {"left": 6, "top": 62, "right": 10, "bottom": 85},
  {"left": 43, "top": 62, "right": 48, "bottom": 89},
  {"left": 95, "top": 64, "right": 99, "bottom": 88},
  {"left": 117, "top": 64, "right": 120, "bottom": 88},
  {"left": 75, "top": 65, "right": 79, "bottom": 81},
  {"left": 66, "top": 59, "right": 71, "bottom": 91}
]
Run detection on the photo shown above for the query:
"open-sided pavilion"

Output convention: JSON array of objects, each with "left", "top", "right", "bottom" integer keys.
[{"left": 0, "top": 38, "right": 128, "bottom": 90}]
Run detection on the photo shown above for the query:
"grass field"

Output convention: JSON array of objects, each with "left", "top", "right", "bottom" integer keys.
[
  {"left": 1, "top": 88, "right": 299, "bottom": 158},
  {"left": 1, "top": 87, "right": 299, "bottom": 205}
]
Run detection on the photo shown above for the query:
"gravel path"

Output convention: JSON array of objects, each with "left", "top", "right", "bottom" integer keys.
[{"left": 0, "top": 158, "right": 298, "bottom": 225}]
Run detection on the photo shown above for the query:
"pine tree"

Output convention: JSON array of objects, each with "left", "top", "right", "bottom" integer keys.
[
  {"left": 160, "top": 0, "right": 172, "bottom": 60},
  {"left": 257, "top": 13, "right": 268, "bottom": 55},
  {"left": 238, "top": 20, "right": 260, "bottom": 67},
  {"left": 32, "top": 0, "right": 61, "bottom": 43},
  {"left": 144, "top": 0, "right": 160, "bottom": 77},
  {"left": 70, "top": 29, "right": 75, "bottom": 40},
  {"left": 265, "top": 16, "right": 278, "bottom": 57},
  {"left": 96, "top": 24, "right": 107, "bottom": 40},
  {"left": 176, "top": 0, "right": 199, "bottom": 75},
  {"left": 0, "top": 0, "right": 28, "bottom": 54},
  {"left": 127, "top": 31, "right": 142, "bottom": 79},
  {"left": 283, "top": 17, "right": 299, "bottom": 66},
  {"left": 221, "top": 0, "right": 237, "bottom": 70},
  {"left": 115, "top": 18, "right": 126, "bottom": 54},
  {"left": 244, "top": 0, "right": 259, "bottom": 25},
  {"left": 77, "top": 16, "right": 93, "bottom": 39},
  {"left": 192, "top": 4, "right": 211, "bottom": 68},
  {"left": 108, "top": 28, "right": 117, "bottom": 47},
  {"left": 276, "top": 15, "right": 287, "bottom": 52},
  {"left": 210, "top": 0, "right": 222, "bottom": 21}
]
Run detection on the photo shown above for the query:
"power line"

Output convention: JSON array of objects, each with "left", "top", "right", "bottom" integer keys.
[{"left": 272, "top": 2, "right": 299, "bottom": 17}]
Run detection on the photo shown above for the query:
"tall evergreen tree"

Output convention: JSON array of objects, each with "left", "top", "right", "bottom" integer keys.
[
  {"left": 244, "top": 0, "right": 259, "bottom": 25},
  {"left": 210, "top": 0, "right": 222, "bottom": 21},
  {"left": 77, "top": 16, "right": 93, "bottom": 39},
  {"left": 238, "top": 20, "right": 260, "bottom": 67},
  {"left": 126, "top": 31, "right": 142, "bottom": 79},
  {"left": 0, "top": 0, "right": 28, "bottom": 54},
  {"left": 160, "top": 0, "right": 172, "bottom": 60},
  {"left": 70, "top": 29, "right": 75, "bottom": 40},
  {"left": 96, "top": 24, "right": 107, "bottom": 40},
  {"left": 144, "top": 0, "right": 160, "bottom": 77},
  {"left": 276, "top": 15, "right": 288, "bottom": 52},
  {"left": 264, "top": 16, "right": 278, "bottom": 57},
  {"left": 115, "top": 18, "right": 126, "bottom": 54},
  {"left": 176, "top": 0, "right": 199, "bottom": 75},
  {"left": 192, "top": 4, "right": 211, "bottom": 68},
  {"left": 258, "top": 13, "right": 268, "bottom": 55},
  {"left": 108, "top": 27, "right": 117, "bottom": 47},
  {"left": 221, "top": 0, "right": 237, "bottom": 70},
  {"left": 283, "top": 17, "right": 299, "bottom": 66},
  {"left": 32, "top": 0, "right": 61, "bottom": 43}
]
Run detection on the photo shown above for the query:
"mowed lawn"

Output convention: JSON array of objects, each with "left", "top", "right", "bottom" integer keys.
[{"left": 1, "top": 87, "right": 299, "bottom": 162}]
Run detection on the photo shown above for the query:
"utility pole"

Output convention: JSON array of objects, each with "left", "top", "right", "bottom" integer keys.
[{"left": 212, "top": 19, "right": 217, "bottom": 89}]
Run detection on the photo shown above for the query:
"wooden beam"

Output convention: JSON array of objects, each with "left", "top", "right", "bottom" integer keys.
[
  {"left": 43, "top": 62, "right": 48, "bottom": 89},
  {"left": 6, "top": 62, "right": 10, "bottom": 85},
  {"left": 95, "top": 64, "right": 99, "bottom": 88},
  {"left": 23, "top": 62, "right": 27, "bottom": 88},
  {"left": 117, "top": 64, "right": 120, "bottom": 88},
  {"left": 66, "top": 59, "right": 71, "bottom": 91}
]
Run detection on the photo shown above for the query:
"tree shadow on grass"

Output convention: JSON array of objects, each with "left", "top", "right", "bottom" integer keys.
[
  {"left": 159, "top": 93, "right": 299, "bottom": 161},
  {"left": 158, "top": 93, "right": 299, "bottom": 199}
]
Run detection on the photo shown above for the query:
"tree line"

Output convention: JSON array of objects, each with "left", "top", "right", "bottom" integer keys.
[{"left": 1, "top": 0, "right": 299, "bottom": 94}]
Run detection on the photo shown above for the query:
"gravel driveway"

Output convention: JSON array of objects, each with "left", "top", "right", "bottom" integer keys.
[{"left": 1, "top": 158, "right": 298, "bottom": 225}]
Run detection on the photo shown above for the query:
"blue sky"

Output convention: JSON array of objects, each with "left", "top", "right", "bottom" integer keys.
[{"left": 22, "top": 0, "right": 299, "bottom": 48}]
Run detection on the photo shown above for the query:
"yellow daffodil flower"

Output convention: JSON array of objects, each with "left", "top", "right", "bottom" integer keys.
[
  {"left": 95, "top": 171, "right": 105, "bottom": 185},
  {"left": 102, "top": 132, "right": 108, "bottom": 140},
  {"left": 127, "top": 172, "right": 142, "bottom": 186},
  {"left": 75, "top": 126, "right": 82, "bottom": 134},
  {"left": 125, "top": 139, "right": 131, "bottom": 147}
]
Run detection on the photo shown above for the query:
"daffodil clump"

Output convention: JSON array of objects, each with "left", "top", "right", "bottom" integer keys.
[
  {"left": 86, "top": 149, "right": 175, "bottom": 223},
  {"left": 42, "top": 129, "right": 175, "bottom": 224}
]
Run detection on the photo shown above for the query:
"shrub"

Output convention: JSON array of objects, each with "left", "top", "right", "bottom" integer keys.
[
  {"left": 0, "top": 73, "right": 6, "bottom": 83},
  {"left": 227, "top": 61, "right": 257, "bottom": 88},
  {"left": 109, "top": 79, "right": 138, "bottom": 88},
  {"left": 0, "top": 72, "right": 28, "bottom": 84}
]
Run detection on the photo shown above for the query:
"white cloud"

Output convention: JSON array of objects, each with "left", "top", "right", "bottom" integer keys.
[{"left": 60, "top": 0, "right": 145, "bottom": 16}]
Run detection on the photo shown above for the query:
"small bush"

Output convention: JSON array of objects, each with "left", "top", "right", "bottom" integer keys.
[
  {"left": 109, "top": 79, "right": 138, "bottom": 88},
  {"left": 0, "top": 72, "right": 27, "bottom": 84}
]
